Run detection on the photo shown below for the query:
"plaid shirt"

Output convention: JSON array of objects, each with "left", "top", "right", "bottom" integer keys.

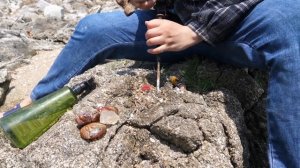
[{"left": 172, "top": 0, "right": 262, "bottom": 44}]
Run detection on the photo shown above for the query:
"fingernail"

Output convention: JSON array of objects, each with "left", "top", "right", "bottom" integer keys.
[{"left": 147, "top": 49, "right": 153, "bottom": 54}]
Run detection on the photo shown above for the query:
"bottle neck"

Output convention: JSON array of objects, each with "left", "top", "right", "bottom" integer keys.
[{"left": 70, "top": 78, "right": 96, "bottom": 96}]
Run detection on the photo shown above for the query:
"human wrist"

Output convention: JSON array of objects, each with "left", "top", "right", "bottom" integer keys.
[{"left": 184, "top": 26, "right": 202, "bottom": 46}]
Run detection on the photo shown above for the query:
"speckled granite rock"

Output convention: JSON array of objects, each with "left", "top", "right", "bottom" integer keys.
[{"left": 0, "top": 60, "right": 267, "bottom": 167}]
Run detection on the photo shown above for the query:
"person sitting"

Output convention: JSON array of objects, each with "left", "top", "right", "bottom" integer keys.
[{"left": 3, "top": 0, "right": 300, "bottom": 167}]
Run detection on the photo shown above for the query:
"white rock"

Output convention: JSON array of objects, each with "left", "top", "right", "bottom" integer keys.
[
  {"left": 36, "top": 0, "right": 51, "bottom": 10},
  {"left": 43, "top": 5, "right": 64, "bottom": 20},
  {"left": 0, "top": 69, "right": 8, "bottom": 84},
  {"left": 100, "top": 110, "right": 120, "bottom": 125}
]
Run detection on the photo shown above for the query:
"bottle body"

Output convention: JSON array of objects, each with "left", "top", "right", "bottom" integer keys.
[{"left": 0, "top": 87, "right": 77, "bottom": 148}]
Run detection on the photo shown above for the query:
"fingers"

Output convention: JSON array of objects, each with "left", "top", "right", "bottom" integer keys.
[
  {"left": 145, "top": 19, "right": 167, "bottom": 54},
  {"left": 145, "top": 27, "right": 161, "bottom": 40},
  {"left": 146, "top": 36, "right": 164, "bottom": 46},
  {"left": 145, "top": 19, "right": 164, "bottom": 40},
  {"left": 146, "top": 34, "right": 167, "bottom": 54},
  {"left": 147, "top": 45, "right": 167, "bottom": 55},
  {"left": 145, "top": 19, "right": 162, "bottom": 29}
]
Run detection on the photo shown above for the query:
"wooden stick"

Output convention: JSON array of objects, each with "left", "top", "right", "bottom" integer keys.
[
  {"left": 156, "top": 55, "right": 161, "bottom": 92},
  {"left": 156, "top": 14, "right": 164, "bottom": 93}
]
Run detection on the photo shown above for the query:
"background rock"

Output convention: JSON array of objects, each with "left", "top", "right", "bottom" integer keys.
[
  {"left": 0, "top": 0, "right": 119, "bottom": 68},
  {"left": 0, "top": 69, "right": 10, "bottom": 106},
  {"left": 43, "top": 4, "right": 64, "bottom": 20}
]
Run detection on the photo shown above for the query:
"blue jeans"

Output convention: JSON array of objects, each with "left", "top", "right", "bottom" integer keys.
[{"left": 31, "top": 0, "right": 299, "bottom": 167}]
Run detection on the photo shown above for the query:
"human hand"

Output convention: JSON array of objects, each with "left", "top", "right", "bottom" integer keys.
[
  {"left": 130, "top": 0, "right": 156, "bottom": 10},
  {"left": 145, "top": 19, "right": 202, "bottom": 54}
]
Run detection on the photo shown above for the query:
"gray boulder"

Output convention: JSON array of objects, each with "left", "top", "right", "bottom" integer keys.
[{"left": 0, "top": 60, "right": 267, "bottom": 167}]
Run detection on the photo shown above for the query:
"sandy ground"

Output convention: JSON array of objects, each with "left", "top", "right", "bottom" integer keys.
[{"left": 0, "top": 48, "right": 62, "bottom": 117}]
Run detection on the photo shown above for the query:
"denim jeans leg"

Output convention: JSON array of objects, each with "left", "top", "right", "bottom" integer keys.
[
  {"left": 193, "top": 0, "right": 300, "bottom": 167},
  {"left": 30, "top": 11, "right": 154, "bottom": 100},
  {"left": 30, "top": 10, "right": 198, "bottom": 100}
]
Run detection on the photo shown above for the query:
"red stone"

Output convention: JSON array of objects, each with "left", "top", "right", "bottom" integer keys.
[{"left": 141, "top": 84, "right": 152, "bottom": 92}]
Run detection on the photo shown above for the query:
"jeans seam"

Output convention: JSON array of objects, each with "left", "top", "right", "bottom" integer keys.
[
  {"left": 267, "top": 109, "right": 274, "bottom": 168},
  {"left": 269, "top": 143, "right": 274, "bottom": 168},
  {"left": 231, "top": 39, "right": 257, "bottom": 50},
  {"left": 225, "top": 39, "right": 269, "bottom": 69}
]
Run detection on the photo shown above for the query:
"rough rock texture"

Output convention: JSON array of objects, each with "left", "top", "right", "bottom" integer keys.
[
  {"left": 245, "top": 98, "right": 268, "bottom": 168},
  {"left": 0, "top": 60, "right": 267, "bottom": 167},
  {"left": 0, "top": 69, "right": 10, "bottom": 106}
]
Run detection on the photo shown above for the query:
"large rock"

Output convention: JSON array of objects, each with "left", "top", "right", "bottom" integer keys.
[
  {"left": 0, "top": 29, "right": 36, "bottom": 70},
  {"left": 0, "top": 60, "right": 267, "bottom": 167}
]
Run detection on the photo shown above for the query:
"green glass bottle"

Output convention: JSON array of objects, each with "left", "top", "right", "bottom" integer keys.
[{"left": 0, "top": 78, "right": 95, "bottom": 149}]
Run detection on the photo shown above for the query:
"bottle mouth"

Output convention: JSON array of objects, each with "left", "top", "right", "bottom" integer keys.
[
  {"left": 71, "top": 77, "right": 96, "bottom": 95},
  {"left": 85, "top": 77, "right": 97, "bottom": 90}
]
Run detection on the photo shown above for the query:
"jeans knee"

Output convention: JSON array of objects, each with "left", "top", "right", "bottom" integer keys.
[
  {"left": 77, "top": 14, "right": 102, "bottom": 29},
  {"left": 264, "top": 2, "right": 299, "bottom": 43},
  {"left": 249, "top": 8, "right": 300, "bottom": 69},
  {"left": 75, "top": 14, "right": 112, "bottom": 41}
]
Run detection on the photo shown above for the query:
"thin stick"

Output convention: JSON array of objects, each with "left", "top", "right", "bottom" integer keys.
[
  {"left": 156, "top": 56, "right": 161, "bottom": 92},
  {"left": 156, "top": 14, "right": 164, "bottom": 93}
]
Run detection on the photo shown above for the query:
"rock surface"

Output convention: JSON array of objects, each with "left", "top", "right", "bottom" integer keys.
[
  {"left": 0, "top": 60, "right": 267, "bottom": 168},
  {"left": 0, "top": 0, "right": 268, "bottom": 167}
]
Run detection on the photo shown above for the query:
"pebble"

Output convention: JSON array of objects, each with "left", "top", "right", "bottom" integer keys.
[
  {"left": 80, "top": 123, "right": 107, "bottom": 141},
  {"left": 98, "top": 106, "right": 120, "bottom": 125},
  {"left": 43, "top": 5, "right": 64, "bottom": 20}
]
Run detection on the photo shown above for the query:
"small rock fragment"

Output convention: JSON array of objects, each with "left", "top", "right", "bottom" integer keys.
[
  {"left": 43, "top": 5, "right": 64, "bottom": 20},
  {"left": 98, "top": 106, "right": 120, "bottom": 125},
  {"left": 141, "top": 84, "right": 152, "bottom": 92},
  {"left": 80, "top": 123, "right": 107, "bottom": 141},
  {"left": 169, "top": 76, "right": 179, "bottom": 86},
  {"left": 75, "top": 112, "right": 100, "bottom": 127}
]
